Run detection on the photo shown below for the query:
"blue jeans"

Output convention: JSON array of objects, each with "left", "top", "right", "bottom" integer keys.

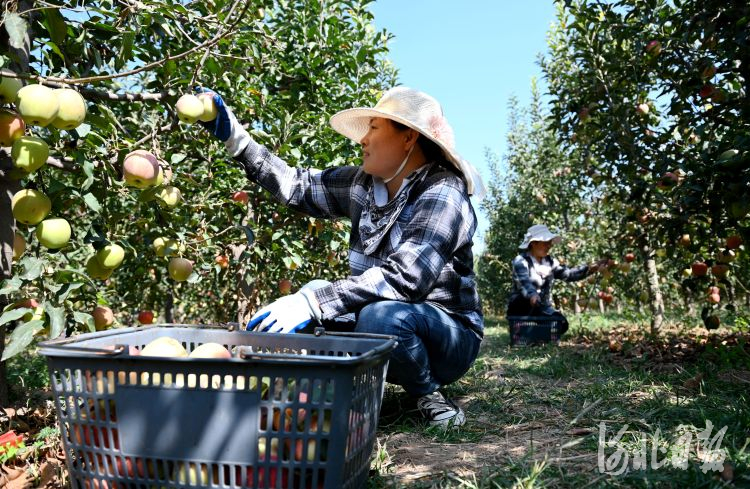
[{"left": 324, "top": 301, "right": 482, "bottom": 397}]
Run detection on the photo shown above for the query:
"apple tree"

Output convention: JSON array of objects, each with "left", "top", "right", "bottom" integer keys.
[
  {"left": 0, "top": 0, "right": 396, "bottom": 399},
  {"left": 541, "top": 0, "right": 749, "bottom": 332}
]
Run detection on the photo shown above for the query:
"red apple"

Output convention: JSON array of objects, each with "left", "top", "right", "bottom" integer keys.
[
  {"left": 215, "top": 255, "right": 229, "bottom": 268},
  {"left": 232, "top": 191, "right": 249, "bottom": 204},
  {"left": 701, "top": 64, "right": 717, "bottom": 80},
  {"left": 708, "top": 293, "right": 721, "bottom": 304},
  {"left": 711, "top": 264, "right": 730, "bottom": 278},
  {"left": 278, "top": 279, "right": 292, "bottom": 295},
  {"left": 137, "top": 310, "right": 154, "bottom": 325},
  {"left": 704, "top": 315, "right": 720, "bottom": 330},
  {"left": 645, "top": 40, "right": 662, "bottom": 56},
  {"left": 691, "top": 262, "right": 708, "bottom": 277},
  {"left": 92, "top": 306, "right": 114, "bottom": 331},
  {"left": 624, "top": 253, "right": 636, "bottom": 263},
  {"left": 678, "top": 234, "right": 691, "bottom": 247},
  {"left": 725, "top": 235, "right": 742, "bottom": 250},
  {"left": 699, "top": 85, "right": 714, "bottom": 99}
]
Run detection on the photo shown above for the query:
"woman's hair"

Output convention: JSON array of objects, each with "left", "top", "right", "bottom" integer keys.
[{"left": 389, "top": 119, "right": 446, "bottom": 163}]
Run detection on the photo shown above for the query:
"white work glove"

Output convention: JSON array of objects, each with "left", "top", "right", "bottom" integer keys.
[
  {"left": 194, "top": 87, "right": 253, "bottom": 157},
  {"left": 246, "top": 288, "right": 322, "bottom": 334}
]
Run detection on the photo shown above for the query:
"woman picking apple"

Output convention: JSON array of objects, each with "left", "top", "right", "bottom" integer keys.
[
  {"left": 508, "top": 224, "right": 609, "bottom": 336},
  {"left": 195, "top": 86, "right": 485, "bottom": 428}
]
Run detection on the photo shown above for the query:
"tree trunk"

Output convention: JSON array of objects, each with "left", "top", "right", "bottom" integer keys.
[
  {"left": 164, "top": 287, "right": 174, "bottom": 323},
  {"left": 641, "top": 242, "right": 664, "bottom": 333},
  {"left": 0, "top": 1, "right": 34, "bottom": 405}
]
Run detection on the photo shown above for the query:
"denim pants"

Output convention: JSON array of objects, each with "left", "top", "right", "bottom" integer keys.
[{"left": 323, "top": 300, "right": 482, "bottom": 397}]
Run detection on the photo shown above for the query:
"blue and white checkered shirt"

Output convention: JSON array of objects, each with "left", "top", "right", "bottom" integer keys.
[{"left": 235, "top": 139, "right": 484, "bottom": 336}]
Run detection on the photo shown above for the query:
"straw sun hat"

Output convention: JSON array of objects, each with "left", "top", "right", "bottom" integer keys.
[
  {"left": 329, "top": 86, "right": 485, "bottom": 197},
  {"left": 519, "top": 224, "right": 562, "bottom": 249}
]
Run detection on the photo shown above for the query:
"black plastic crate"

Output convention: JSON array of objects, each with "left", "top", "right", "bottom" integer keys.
[
  {"left": 506, "top": 316, "right": 562, "bottom": 346},
  {"left": 39, "top": 324, "right": 396, "bottom": 489}
]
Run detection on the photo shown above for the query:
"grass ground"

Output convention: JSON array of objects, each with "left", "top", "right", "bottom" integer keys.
[
  {"left": 368, "top": 314, "right": 750, "bottom": 488},
  {"left": 2, "top": 313, "right": 748, "bottom": 488}
]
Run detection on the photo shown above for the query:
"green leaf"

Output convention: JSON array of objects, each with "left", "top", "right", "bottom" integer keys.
[
  {"left": 81, "top": 159, "right": 95, "bottom": 190},
  {"left": 75, "top": 123, "right": 91, "bottom": 138},
  {"left": 56, "top": 282, "right": 83, "bottom": 302},
  {"left": 82, "top": 192, "right": 101, "bottom": 213},
  {"left": 138, "top": 186, "right": 159, "bottom": 202},
  {"left": 44, "top": 41, "right": 65, "bottom": 62},
  {"left": 72, "top": 312, "right": 94, "bottom": 333},
  {"left": 20, "top": 257, "right": 45, "bottom": 281},
  {"left": 4, "top": 13, "right": 28, "bottom": 50},
  {"left": 0, "top": 277, "right": 23, "bottom": 296},
  {"left": 2, "top": 320, "right": 45, "bottom": 361},
  {"left": 0, "top": 309, "right": 27, "bottom": 327},
  {"left": 170, "top": 153, "right": 187, "bottom": 165},
  {"left": 44, "top": 8, "right": 68, "bottom": 45},
  {"left": 117, "top": 32, "right": 135, "bottom": 70},
  {"left": 44, "top": 304, "right": 66, "bottom": 339}
]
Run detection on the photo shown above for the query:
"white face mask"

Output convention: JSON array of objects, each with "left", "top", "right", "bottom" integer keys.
[{"left": 382, "top": 144, "right": 415, "bottom": 184}]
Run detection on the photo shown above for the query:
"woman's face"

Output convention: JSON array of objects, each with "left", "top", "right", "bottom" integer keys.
[
  {"left": 529, "top": 240, "right": 553, "bottom": 258},
  {"left": 360, "top": 117, "right": 411, "bottom": 178}
]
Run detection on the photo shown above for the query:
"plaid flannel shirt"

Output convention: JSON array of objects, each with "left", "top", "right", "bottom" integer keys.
[
  {"left": 235, "top": 139, "right": 484, "bottom": 336},
  {"left": 509, "top": 252, "right": 589, "bottom": 312}
]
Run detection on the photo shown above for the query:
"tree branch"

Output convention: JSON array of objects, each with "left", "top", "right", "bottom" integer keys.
[
  {"left": 3, "top": 1, "right": 252, "bottom": 85},
  {"left": 32, "top": 78, "right": 170, "bottom": 102},
  {"left": 46, "top": 155, "right": 78, "bottom": 172}
]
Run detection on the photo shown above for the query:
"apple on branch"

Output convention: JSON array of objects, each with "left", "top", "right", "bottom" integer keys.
[
  {"left": 16, "top": 84, "right": 59, "bottom": 127},
  {"left": 0, "top": 109, "right": 25, "bottom": 146},
  {"left": 51, "top": 88, "right": 87, "bottom": 130},
  {"left": 12, "top": 189, "right": 51, "bottom": 225},
  {"left": 0, "top": 69, "right": 23, "bottom": 103},
  {"left": 92, "top": 306, "right": 114, "bottom": 331},
  {"left": 11, "top": 136, "right": 49, "bottom": 174},
  {"left": 13, "top": 232, "right": 25, "bottom": 261},
  {"left": 35, "top": 218, "right": 72, "bottom": 249},
  {"left": 168, "top": 257, "right": 193, "bottom": 282},
  {"left": 86, "top": 255, "right": 113, "bottom": 281},
  {"left": 123, "top": 150, "right": 160, "bottom": 188},
  {"left": 137, "top": 310, "right": 155, "bottom": 325},
  {"left": 96, "top": 243, "right": 125, "bottom": 269}
]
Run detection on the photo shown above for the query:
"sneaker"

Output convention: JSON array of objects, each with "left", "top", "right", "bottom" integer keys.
[{"left": 417, "top": 391, "right": 466, "bottom": 427}]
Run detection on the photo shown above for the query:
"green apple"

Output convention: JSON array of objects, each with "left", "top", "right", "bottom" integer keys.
[
  {"left": 13, "top": 232, "right": 26, "bottom": 261},
  {"left": 168, "top": 257, "right": 193, "bottom": 281},
  {"left": 0, "top": 69, "right": 22, "bottom": 103},
  {"left": 86, "top": 255, "right": 114, "bottom": 281},
  {"left": 35, "top": 218, "right": 71, "bottom": 249},
  {"left": 154, "top": 165, "right": 173, "bottom": 186},
  {"left": 96, "top": 243, "right": 125, "bottom": 269},
  {"left": 0, "top": 109, "right": 25, "bottom": 146},
  {"left": 153, "top": 237, "right": 181, "bottom": 257},
  {"left": 16, "top": 84, "right": 59, "bottom": 126},
  {"left": 157, "top": 185, "right": 182, "bottom": 208},
  {"left": 175, "top": 94, "right": 204, "bottom": 124},
  {"left": 197, "top": 92, "right": 218, "bottom": 122},
  {"left": 123, "top": 150, "right": 159, "bottom": 188},
  {"left": 51, "top": 88, "right": 87, "bottom": 130},
  {"left": 11, "top": 136, "right": 49, "bottom": 173},
  {"left": 11, "top": 189, "right": 51, "bottom": 225}
]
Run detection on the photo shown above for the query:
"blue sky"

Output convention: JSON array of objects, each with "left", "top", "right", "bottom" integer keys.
[{"left": 370, "top": 1, "right": 558, "bottom": 255}]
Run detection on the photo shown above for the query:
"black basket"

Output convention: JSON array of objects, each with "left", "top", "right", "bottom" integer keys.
[
  {"left": 506, "top": 316, "right": 562, "bottom": 346},
  {"left": 39, "top": 324, "right": 397, "bottom": 489}
]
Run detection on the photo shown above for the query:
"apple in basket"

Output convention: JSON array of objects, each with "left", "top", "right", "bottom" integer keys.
[
  {"left": 140, "top": 336, "right": 188, "bottom": 385},
  {"left": 186, "top": 342, "right": 232, "bottom": 388}
]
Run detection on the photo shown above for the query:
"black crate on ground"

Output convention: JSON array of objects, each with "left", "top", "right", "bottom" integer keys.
[
  {"left": 506, "top": 316, "right": 562, "bottom": 346},
  {"left": 39, "top": 324, "right": 396, "bottom": 489}
]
